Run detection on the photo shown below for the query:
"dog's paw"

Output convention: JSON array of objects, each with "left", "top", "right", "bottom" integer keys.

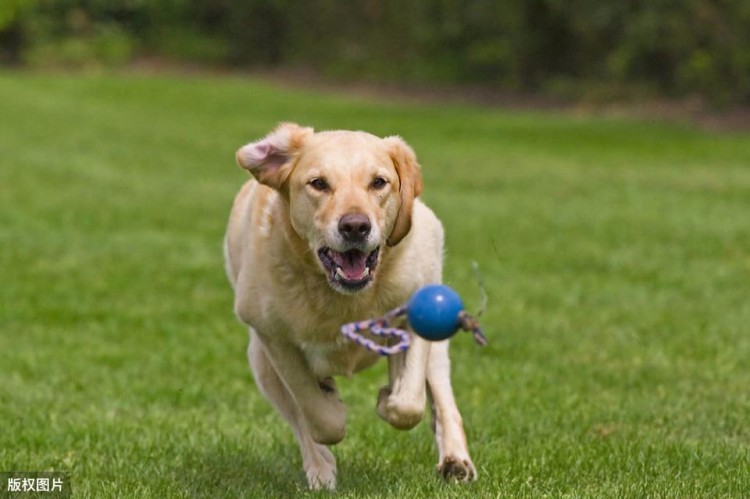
[
  {"left": 305, "top": 446, "right": 337, "bottom": 490},
  {"left": 304, "top": 392, "right": 347, "bottom": 445},
  {"left": 307, "top": 408, "right": 346, "bottom": 445},
  {"left": 376, "top": 386, "right": 424, "bottom": 430},
  {"left": 306, "top": 466, "right": 336, "bottom": 491},
  {"left": 437, "top": 455, "right": 477, "bottom": 482}
]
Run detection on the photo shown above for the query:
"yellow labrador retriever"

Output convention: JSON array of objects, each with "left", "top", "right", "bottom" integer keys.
[{"left": 224, "top": 123, "right": 476, "bottom": 489}]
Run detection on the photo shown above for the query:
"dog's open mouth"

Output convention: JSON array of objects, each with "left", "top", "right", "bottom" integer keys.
[{"left": 317, "top": 246, "right": 380, "bottom": 292}]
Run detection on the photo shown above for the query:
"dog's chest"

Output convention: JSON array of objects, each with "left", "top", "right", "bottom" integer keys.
[
  {"left": 300, "top": 338, "right": 380, "bottom": 377},
  {"left": 251, "top": 252, "right": 408, "bottom": 376},
  {"left": 285, "top": 298, "right": 393, "bottom": 377}
]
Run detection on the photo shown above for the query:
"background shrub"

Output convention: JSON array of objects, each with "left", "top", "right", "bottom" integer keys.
[{"left": 1, "top": 0, "right": 748, "bottom": 104}]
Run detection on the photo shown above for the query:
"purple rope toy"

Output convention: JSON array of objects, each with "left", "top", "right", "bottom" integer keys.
[
  {"left": 340, "top": 281, "right": 489, "bottom": 356},
  {"left": 340, "top": 306, "right": 412, "bottom": 356}
]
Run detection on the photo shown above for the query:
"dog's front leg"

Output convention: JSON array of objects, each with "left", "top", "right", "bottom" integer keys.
[
  {"left": 259, "top": 335, "right": 347, "bottom": 445},
  {"left": 427, "top": 339, "right": 476, "bottom": 481},
  {"left": 248, "top": 332, "right": 337, "bottom": 490},
  {"left": 377, "top": 334, "right": 430, "bottom": 429}
]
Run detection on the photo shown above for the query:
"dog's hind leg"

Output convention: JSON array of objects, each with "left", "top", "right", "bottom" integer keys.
[
  {"left": 247, "top": 330, "right": 337, "bottom": 490},
  {"left": 426, "top": 340, "right": 477, "bottom": 482},
  {"left": 254, "top": 331, "right": 347, "bottom": 446},
  {"left": 377, "top": 335, "right": 430, "bottom": 430}
]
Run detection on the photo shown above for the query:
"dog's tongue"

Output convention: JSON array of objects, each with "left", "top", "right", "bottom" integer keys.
[{"left": 332, "top": 250, "right": 367, "bottom": 279}]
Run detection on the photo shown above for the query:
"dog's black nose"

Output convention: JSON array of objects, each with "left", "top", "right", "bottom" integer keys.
[{"left": 338, "top": 213, "right": 371, "bottom": 242}]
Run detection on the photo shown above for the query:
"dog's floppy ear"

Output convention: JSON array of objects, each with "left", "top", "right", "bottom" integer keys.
[
  {"left": 384, "top": 136, "right": 423, "bottom": 247},
  {"left": 236, "top": 122, "right": 314, "bottom": 190}
]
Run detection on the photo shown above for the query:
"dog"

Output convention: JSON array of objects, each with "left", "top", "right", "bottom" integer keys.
[{"left": 224, "top": 123, "right": 476, "bottom": 489}]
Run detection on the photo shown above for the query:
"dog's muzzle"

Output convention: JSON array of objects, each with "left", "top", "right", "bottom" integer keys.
[{"left": 317, "top": 246, "right": 380, "bottom": 292}]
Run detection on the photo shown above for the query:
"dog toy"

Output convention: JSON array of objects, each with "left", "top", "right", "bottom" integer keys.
[{"left": 340, "top": 283, "right": 488, "bottom": 356}]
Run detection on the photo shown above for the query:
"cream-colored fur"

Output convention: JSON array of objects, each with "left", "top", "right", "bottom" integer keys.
[{"left": 224, "top": 123, "right": 476, "bottom": 489}]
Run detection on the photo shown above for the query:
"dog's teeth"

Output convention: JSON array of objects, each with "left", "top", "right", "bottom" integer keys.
[{"left": 335, "top": 267, "right": 370, "bottom": 280}]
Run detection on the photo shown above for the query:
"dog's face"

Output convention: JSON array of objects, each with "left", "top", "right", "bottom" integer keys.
[
  {"left": 287, "top": 132, "right": 400, "bottom": 293},
  {"left": 236, "top": 123, "right": 422, "bottom": 294}
]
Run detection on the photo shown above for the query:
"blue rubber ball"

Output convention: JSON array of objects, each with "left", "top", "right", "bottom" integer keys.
[{"left": 407, "top": 285, "right": 464, "bottom": 341}]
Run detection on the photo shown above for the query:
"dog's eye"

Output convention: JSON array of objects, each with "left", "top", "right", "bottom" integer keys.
[
  {"left": 309, "top": 178, "right": 329, "bottom": 191},
  {"left": 371, "top": 177, "right": 388, "bottom": 190}
]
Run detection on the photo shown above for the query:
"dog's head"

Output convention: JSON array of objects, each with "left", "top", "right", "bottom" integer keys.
[{"left": 236, "top": 123, "right": 422, "bottom": 294}]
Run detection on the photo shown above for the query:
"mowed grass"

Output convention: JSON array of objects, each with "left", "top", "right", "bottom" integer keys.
[{"left": 1, "top": 71, "right": 749, "bottom": 498}]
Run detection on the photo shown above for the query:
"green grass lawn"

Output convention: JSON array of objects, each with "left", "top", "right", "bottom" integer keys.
[{"left": 1, "top": 71, "right": 749, "bottom": 498}]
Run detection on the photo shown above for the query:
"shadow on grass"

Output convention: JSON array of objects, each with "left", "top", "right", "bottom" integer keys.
[
  {"left": 172, "top": 443, "right": 305, "bottom": 497},
  {"left": 169, "top": 441, "right": 459, "bottom": 497}
]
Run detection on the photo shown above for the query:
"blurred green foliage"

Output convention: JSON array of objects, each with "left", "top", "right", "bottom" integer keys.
[{"left": 1, "top": 0, "right": 749, "bottom": 104}]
